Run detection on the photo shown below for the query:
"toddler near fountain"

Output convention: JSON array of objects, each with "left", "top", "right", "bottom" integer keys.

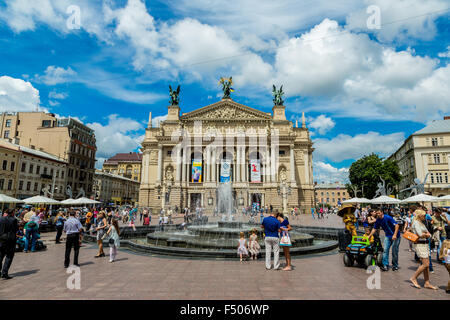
[
  {"left": 237, "top": 232, "right": 249, "bottom": 262},
  {"left": 248, "top": 229, "right": 261, "bottom": 260}
]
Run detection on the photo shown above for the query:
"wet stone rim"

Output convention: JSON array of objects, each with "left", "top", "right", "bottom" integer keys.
[{"left": 83, "top": 224, "right": 340, "bottom": 259}]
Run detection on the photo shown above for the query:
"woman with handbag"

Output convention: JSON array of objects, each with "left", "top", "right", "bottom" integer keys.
[
  {"left": 95, "top": 211, "right": 107, "bottom": 258},
  {"left": 104, "top": 219, "right": 120, "bottom": 263},
  {"left": 277, "top": 213, "right": 292, "bottom": 271},
  {"left": 409, "top": 209, "right": 438, "bottom": 290}
]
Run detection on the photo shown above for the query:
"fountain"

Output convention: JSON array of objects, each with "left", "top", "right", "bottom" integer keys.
[
  {"left": 217, "top": 182, "right": 234, "bottom": 222},
  {"left": 121, "top": 181, "right": 338, "bottom": 258}
]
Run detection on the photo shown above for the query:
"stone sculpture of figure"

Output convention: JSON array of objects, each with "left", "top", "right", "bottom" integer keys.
[
  {"left": 41, "top": 185, "right": 50, "bottom": 197},
  {"left": 75, "top": 187, "right": 85, "bottom": 199},
  {"left": 400, "top": 173, "right": 429, "bottom": 196},
  {"left": 280, "top": 168, "right": 287, "bottom": 182},
  {"left": 218, "top": 77, "right": 234, "bottom": 99},
  {"left": 165, "top": 166, "right": 174, "bottom": 182},
  {"left": 169, "top": 85, "right": 180, "bottom": 105},
  {"left": 272, "top": 85, "right": 284, "bottom": 106},
  {"left": 349, "top": 184, "right": 361, "bottom": 198},
  {"left": 66, "top": 184, "right": 73, "bottom": 198},
  {"left": 374, "top": 176, "right": 387, "bottom": 197}
]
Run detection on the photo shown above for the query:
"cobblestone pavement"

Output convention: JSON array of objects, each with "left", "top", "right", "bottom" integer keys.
[{"left": 1, "top": 214, "right": 449, "bottom": 300}]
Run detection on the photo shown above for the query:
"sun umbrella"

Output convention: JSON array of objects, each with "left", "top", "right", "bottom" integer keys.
[
  {"left": 60, "top": 198, "right": 76, "bottom": 205},
  {"left": 0, "top": 194, "right": 24, "bottom": 204},
  {"left": 438, "top": 195, "right": 450, "bottom": 201},
  {"left": 401, "top": 193, "right": 439, "bottom": 203},
  {"left": 342, "top": 197, "right": 361, "bottom": 204},
  {"left": 23, "top": 195, "right": 61, "bottom": 205},
  {"left": 370, "top": 195, "right": 401, "bottom": 204},
  {"left": 71, "top": 197, "right": 101, "bottom": 205},
  {"left": 0, "top": 194, "right": 24, "bottom": 211}
]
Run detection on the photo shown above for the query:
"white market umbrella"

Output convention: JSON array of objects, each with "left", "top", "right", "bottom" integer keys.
[
  {"left": 60, "top": 198, "right": 76, "bottom": 205},
  {"left": 401, "top": 193, "right": 439, "bottom": 204},
  {"left": 342, "top": 197, "right": 360, "bottom": 204},
  {"left": 0, "top": 194, "right": 24, "bottom": 211},
  {"left": 370, "top": 195, "right": 401, "bottom": 205},
  {"left": 342, "top": 197, "right": 370, "bottom": 204},
  {"left": 23, "top": 195, "right": 61, "bottom": 205},
  {"left": 71, "top": 197, "right": 101, "bottom": 205},
  {"left": 438, "top": 195, "right": 450, "bottom": 201},
  {"left": 0, "top": 194, "right": 24, "bottom": 204}
]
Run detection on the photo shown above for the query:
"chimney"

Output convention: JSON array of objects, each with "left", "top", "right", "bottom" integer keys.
[{"left": 444, "top": 116, "right": 450, "bottom": 120}]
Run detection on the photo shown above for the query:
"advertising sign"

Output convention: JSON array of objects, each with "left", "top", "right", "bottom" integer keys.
[
  {"left": 191, "top": 159, "right": 202, "bottom": 183},
  {"left": 220, "top": 160, "right": 231, "bottom": 182}
]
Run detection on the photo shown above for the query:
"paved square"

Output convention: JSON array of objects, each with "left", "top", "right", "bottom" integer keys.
[{"left": 1, "top": 214, "right": 449, "bottom": 300}]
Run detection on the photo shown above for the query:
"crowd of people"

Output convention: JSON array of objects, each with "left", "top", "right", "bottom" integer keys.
[
  {"left": 345, "top": 204, "right": 450, "bottom": 293},
  {"left": 1, "top": 202, "right": 449, "bottom": 295},
  {"left": 0, "top": 205, "right": 151, "bottom": 278}
]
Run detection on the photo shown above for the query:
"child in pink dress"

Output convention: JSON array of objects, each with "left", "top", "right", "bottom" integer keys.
[{"left": 237, "top": 232, "right": 249, "bottom": 262}]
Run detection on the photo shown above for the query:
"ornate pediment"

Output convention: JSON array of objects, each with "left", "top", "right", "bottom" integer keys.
[{"left": 180, "top": 100, "right": 272, "bottom": 122}]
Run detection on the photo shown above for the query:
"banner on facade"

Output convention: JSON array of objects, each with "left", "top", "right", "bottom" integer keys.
[
  {"left": 250, "top": 159, "right": 261, "bottom": 183},
  {"left": 220, "top": 160, "right": 231, "bottom": 182},
  {"left": 191, "top": 159, "right": 202, "bottom": 183}
]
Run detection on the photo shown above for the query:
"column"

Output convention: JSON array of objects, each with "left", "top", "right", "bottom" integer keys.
[
  {"left": 212, "top": 148, "right": 216, "bottom": 182},
  {"left": 157, "top": 145, "right": 163, "bottom": 183},
  {"left": 182, "top": 148, "right": 187, "bottom": 183},
  {"left": 236, "top": 147, "right": 241, "bottom": 182},
  {"left": 206, "top": 147, "right": 210, "bottom": 182},
  {"left": 176, "top": 147, "right": 181, "bottom": 182},
  {"left": 290, "top": 145, "right": 295, "bottom": 183},
  {"left": 271, "top": 148, "right": 276, "bottom": 182},
  {"left": 304, "top": 151, "right": 310, "bottom": 185},
  {"left": 232, "top": 148, "right": 236, "bottom": 182}
]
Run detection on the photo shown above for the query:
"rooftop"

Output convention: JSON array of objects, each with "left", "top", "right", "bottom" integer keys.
[
  {"left": 94, "top": 170, "right": 139, "bottom": 183},
  {"left": 414, "top": 118, "right": 450, "bottom": 135},
  {"left": 104, "top": 152, "right": 143, "bottom": 164},
  {"left": 0, "top": 138, "right": 66, "bottom": 163},
  {"left": 314, "top": 182, "right": 346, "bottom": 189}
]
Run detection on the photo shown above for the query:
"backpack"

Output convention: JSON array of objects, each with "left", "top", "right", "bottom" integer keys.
[{"left": 27, "top": 221, "right": 37, "bottom": 229}]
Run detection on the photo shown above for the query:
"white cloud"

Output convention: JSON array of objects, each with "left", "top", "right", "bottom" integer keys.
[
  {"left": 272, "top": 18, "right": 449, "bottom": 122},
  {"left": 346, "top": 0, "right": 449, "bottom": 43},
  {"left": 0, "top": 76, "right": 42, "bottom": 112},
  {"left": 86, "top": 114, "right": 144, "bottom": 160},
  {"left": 35, "top": 66, "right": 77, "bottom": 85},
  {"left": 0, "top": 0, "right": 113, "bottom": 40},
  {"left": 313, "top": 131, "right": 405, "bottom": 162},
  {"left": 152, "top": 114, "right": 167, "bottom": 128},
  {"left": 48, "top": 91, "right": 68, "bottom": 100},
  {"left": 438, "top": 46, "right": 450, "bottom": 58},
  {"left": 308, "top": 114, "right": 335, "bottom": 135},
  {"left": 313, "top": 161, "right": 349, "bottom": 184}
]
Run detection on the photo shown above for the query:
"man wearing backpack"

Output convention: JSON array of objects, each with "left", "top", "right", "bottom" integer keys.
[
  {"left": 0, "top": 209, "right": 18, "bottom": 279},
  {"left": 24, "top": 217, "right": 39, "bottom": 253}
]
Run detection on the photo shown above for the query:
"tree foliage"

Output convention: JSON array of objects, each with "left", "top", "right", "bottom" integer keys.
[{"left": 347, "top": 153, "right": 401, "bottom": 199}]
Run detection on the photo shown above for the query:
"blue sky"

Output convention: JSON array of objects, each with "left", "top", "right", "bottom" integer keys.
[{"left": 0, "top": 0, "right": 449, "bottom": 182}]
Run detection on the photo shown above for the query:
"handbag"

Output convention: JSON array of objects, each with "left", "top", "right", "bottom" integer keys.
[
  {"left": 402, "top": 230, "right": 419, "bottom": 243},
  {"left": 108, "top": 238, "right": 115, "bottom": 245},
  {"left": 280, "top": 231, "right": 292, "bottom": 247}
]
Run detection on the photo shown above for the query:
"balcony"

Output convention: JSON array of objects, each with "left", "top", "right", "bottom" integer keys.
[{"left": 40, "top": 174, "right": 52, "bottom": 180}]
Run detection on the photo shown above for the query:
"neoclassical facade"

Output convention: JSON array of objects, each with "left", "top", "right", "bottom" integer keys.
[{"left": 139, "top": 96, "right": 314, "bottom": 214}]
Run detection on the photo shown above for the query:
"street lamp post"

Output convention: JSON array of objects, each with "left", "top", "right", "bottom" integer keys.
[{"left": 278, "top": 181, "right": 292, "bottom": 215}]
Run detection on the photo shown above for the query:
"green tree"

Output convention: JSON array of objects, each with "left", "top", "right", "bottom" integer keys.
[{"left": 347, "top": 153, "right": 401, "bottom": 199}]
